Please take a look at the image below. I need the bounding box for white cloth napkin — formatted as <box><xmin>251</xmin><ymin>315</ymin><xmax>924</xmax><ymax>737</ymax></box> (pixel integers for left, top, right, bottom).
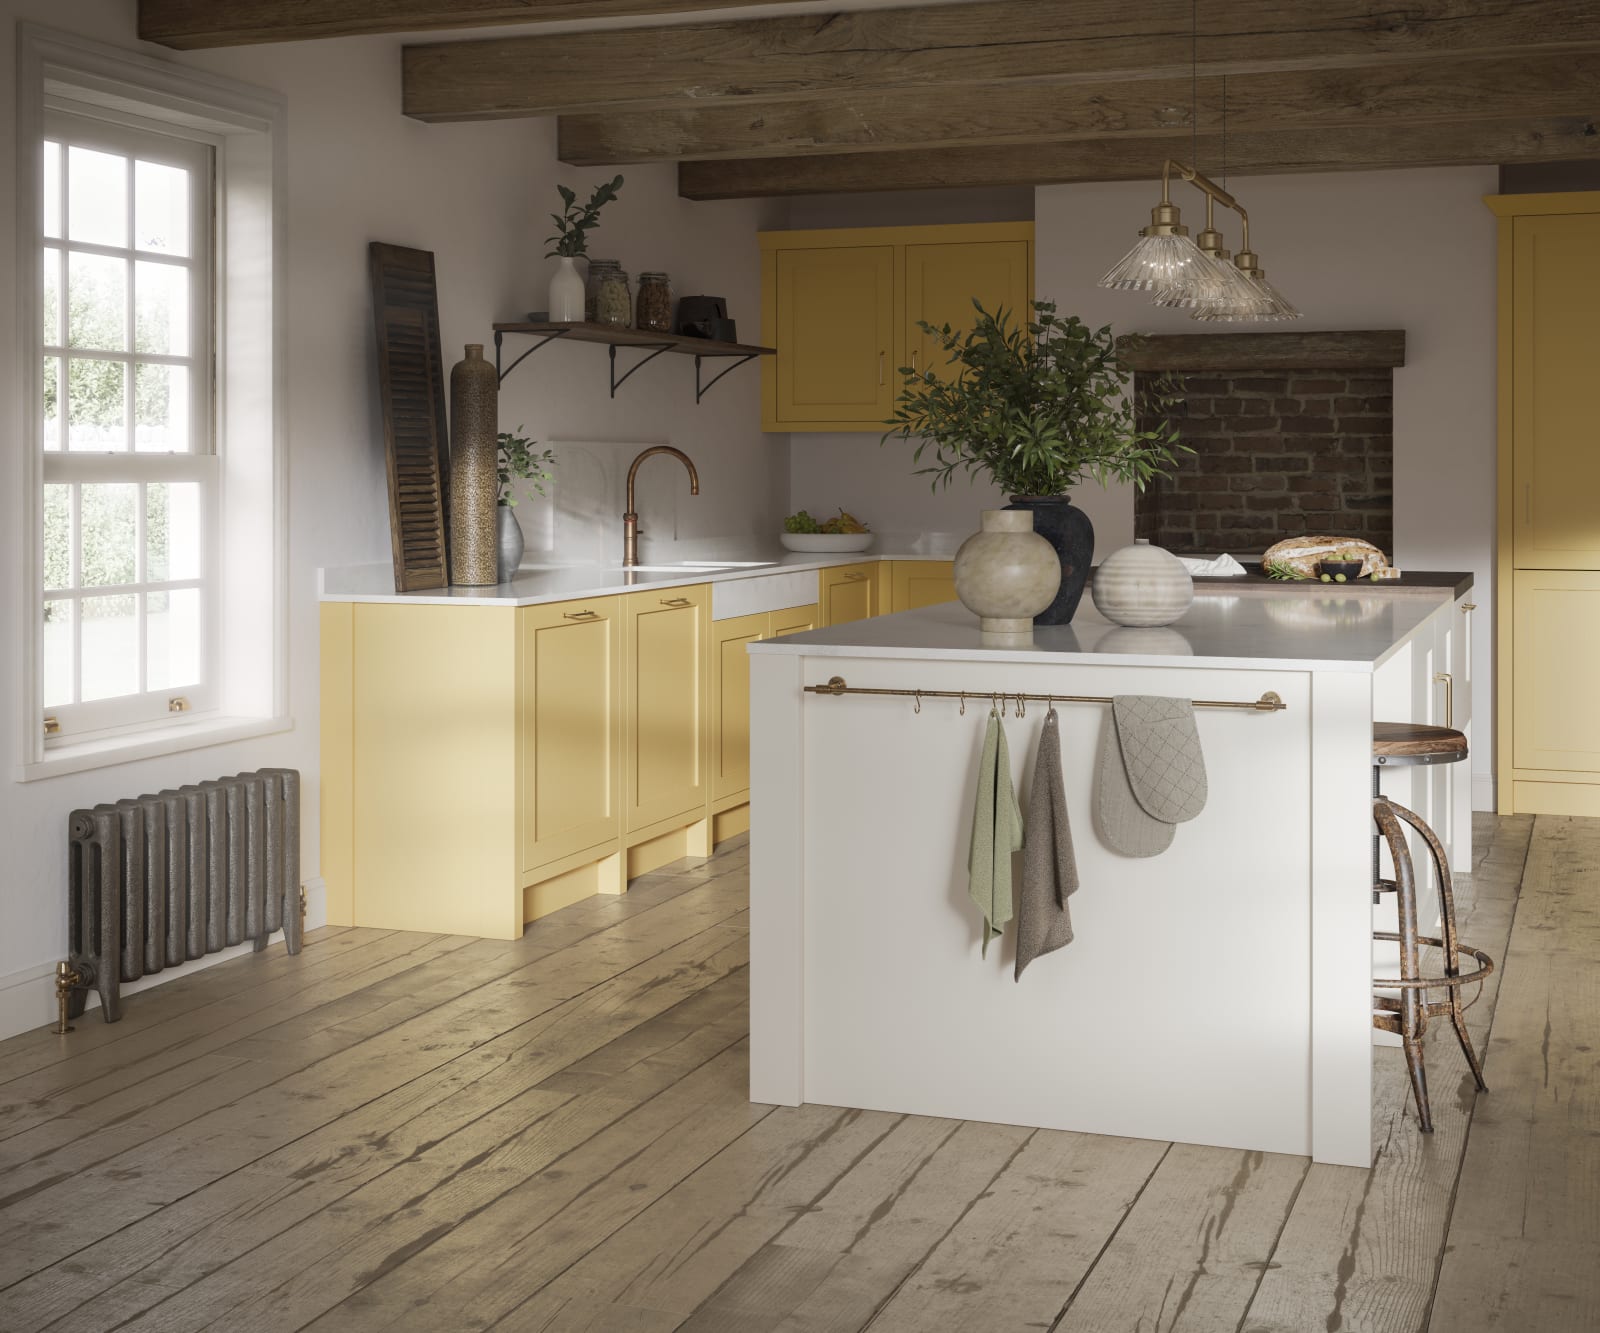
<box><xmin>1176</xmin><ymin>553</ymin><xmax>1248</xmax><ymax>577</ymax></box>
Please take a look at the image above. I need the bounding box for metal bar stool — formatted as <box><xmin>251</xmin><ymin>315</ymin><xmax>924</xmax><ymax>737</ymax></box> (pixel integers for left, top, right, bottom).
<box><xmin>1371</xmin><ymin>722</ymin><xmax>1494</xmax><ymax>1132</ymax></box>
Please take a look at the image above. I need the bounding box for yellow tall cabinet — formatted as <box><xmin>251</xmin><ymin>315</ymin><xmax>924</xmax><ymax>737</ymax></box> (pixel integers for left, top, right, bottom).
<box><xmin>761</xmin><ymin>222</ymin><xmax>1034</xmax><ymax>432</ymax></box>
<box><xmin>1489</xmin><ymin>192</ymin><xmax>1600</xmax><ymax>814</ymax></box>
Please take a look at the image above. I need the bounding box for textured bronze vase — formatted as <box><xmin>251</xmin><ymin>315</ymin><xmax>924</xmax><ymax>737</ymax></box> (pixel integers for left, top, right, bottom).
<box><xmin>449</xmin><ymin>344</ymin><xmax>499</xmax><ymax>586</ymax></box>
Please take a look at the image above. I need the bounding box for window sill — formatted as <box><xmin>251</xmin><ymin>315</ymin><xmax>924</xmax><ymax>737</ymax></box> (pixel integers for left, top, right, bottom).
<box><xmin>17</xmin><ymin>715</ymin><xmax>292</xmax><ymax>782</ymax></box>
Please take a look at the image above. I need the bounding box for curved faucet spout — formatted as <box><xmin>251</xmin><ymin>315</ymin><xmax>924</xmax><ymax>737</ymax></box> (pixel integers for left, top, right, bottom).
<box><xmin>623</xmin><ymin>446</ymin><xmax>700</xmax><ymax>567</ymax></box>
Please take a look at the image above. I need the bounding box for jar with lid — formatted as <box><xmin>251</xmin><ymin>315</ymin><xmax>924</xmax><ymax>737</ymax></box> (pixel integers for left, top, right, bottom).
<box><xmin>596</xmin><ymin>268</ymin><xmax>632</xmax><ymax>328</ymax></box>
<box><xmin>584</xmin><ymin>259</ymin><xmax>619</xmax><ymax>323</ymax></box>
<box><xmin>636</xmin><ymin>272</ymin><xmax>674</xmax><ymax>333</ymax></box>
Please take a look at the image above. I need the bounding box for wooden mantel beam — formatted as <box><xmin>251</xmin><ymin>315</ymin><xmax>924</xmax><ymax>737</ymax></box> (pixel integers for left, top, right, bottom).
<box><xmin>560</xmin><ymin>51</ymin><xmax>1600</xmax><ymax>164</ymax></box>
<box><xmin>403</xmin><ymin>0</ymin><xmax>1600</xmax><ymax>122</ymax></box>
<box><xmin>138</xmin><ymin>0</ymin><xmax>802</xmax><ymax>50</ymax></box>
<box><xmin>677</xmin><ymin>115</ymin><xmax>1600</xmax><ymax>199</ymax></box>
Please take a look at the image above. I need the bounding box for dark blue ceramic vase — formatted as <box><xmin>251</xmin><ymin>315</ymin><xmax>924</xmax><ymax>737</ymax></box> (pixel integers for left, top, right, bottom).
<box><xmin>1004</xmin><ymin>495</ymin><xmax>1094</xmax><ymax>624</ymax></box>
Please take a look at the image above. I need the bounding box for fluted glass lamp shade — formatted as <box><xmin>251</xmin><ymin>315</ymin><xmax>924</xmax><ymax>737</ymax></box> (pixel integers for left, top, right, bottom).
<box><xmin>1155</xmin><ymin>251</ymin><xmax>1259</xmax><ymax>312</ymax></box>
<box><xmin>1099</xmin><ymin>230</ymin><xmax>1217</xmax><ymax>296</ymax></box>
<box><xmin>1192</xmin><ymin>268</ymin><xmax>1300</xmax><ymax>322</ymax></box>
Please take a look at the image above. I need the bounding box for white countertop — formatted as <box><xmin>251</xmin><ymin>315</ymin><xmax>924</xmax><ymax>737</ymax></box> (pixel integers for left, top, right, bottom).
<box><xmin>749</xmin><ymin>590</ymin><xmax>1459</xmax><ymax>673</ymax></box>
<box><xmin>318</xmin><ymin>545</ymin><xmax>958</xmax><ymax>608</ymax></box>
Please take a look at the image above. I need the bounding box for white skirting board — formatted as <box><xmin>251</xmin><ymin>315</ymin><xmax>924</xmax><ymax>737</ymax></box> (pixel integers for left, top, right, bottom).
<box><xmin>0</xmin><ymin>876</ymin><xmax>325</xmax><ymax>1042</ymax></box>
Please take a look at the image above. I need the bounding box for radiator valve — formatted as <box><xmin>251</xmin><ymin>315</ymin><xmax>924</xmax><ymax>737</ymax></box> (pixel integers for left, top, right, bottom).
<box><xmin>53</xmin><ymin>960</ymin><xmax>88</xmax><ymax>1035</ymax></box>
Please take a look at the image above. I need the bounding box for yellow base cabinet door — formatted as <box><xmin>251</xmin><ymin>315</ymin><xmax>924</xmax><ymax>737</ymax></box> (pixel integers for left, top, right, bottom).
<box><xmin>711</xmin><ymin>611</ymin><xmax>768</xmax><ymax>805</ymax></box>
<box><xmin>764</xmin><ymin>244</ymin><xmax>896</xmax><ymax>431</ymax></box>
<box><xmin>518</xmin><ymin>598</ymin><xmax>623</xmax><ymax>876</ymax></box>
<box><xmin>624</xmin><ymin>585</ymin><xmax>710</xmax><ymax>833</ymax></box>
<box><xmin>769</xmin><ymin>602</ymin><xmax>819</xmax><ymax>637</ymax></box>
<box><xmin>905</xmin><ymin>235</ymin><xmax>1032</xmax><ymax>380</ymax></box>
<box><xmin>819</xmin><ymin>562</ymin><xmax>880</xmax><ymax>626</ymax></box>
<box><xmin>889</xmin><ymin>560</ymin><xmax>957</xmax><ymax>613</ymax></box>
<box><xmin>1511</xmin><ymin>569</ymin><xmax>1600</xmax><ymax>776</ymax></box>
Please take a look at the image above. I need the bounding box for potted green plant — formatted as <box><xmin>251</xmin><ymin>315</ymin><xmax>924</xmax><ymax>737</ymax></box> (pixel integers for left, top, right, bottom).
<box><xmin>882</xmin><ymin>299</ymin><xmax>1186</xmax><ymax>624</ymax></box>
<box><xmin>494</xmin><ymin>428</ymin><xmax>557</xmax><ymax>583</ymax></box>
<box><xmin>545</xmin><ymin>175</ymin><xmax>624</xmax><ymax>322</ymax></box>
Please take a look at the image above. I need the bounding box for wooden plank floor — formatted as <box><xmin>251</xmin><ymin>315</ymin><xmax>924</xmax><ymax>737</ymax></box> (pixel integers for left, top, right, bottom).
<box><xmin>0</xmin><ymin>814</ymin><xmax>1593</xmax><ymax>1332</ymax></box>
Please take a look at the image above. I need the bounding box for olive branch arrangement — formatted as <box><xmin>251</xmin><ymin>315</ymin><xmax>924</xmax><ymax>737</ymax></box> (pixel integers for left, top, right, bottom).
<box><xmin>545</xmin><ymin>176</ymin><xmax>625</xmax><ymax>259</ymax></box>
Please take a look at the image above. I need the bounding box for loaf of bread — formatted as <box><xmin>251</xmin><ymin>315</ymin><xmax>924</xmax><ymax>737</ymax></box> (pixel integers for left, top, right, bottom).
<box><xmin>1260</xmin><ymin>537</ymin><xmax>1389</xmax><ymax>579</ymax></box>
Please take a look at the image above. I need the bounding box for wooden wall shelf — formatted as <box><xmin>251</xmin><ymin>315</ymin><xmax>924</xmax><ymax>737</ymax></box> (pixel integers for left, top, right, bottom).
<box><xmin>492</xmin><ymin>321</ymin><xmax>775</xmax><ymax>401</ymax></box>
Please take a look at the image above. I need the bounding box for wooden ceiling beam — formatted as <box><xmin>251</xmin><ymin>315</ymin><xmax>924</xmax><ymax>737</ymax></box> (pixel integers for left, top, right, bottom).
<box><xmin>560</xmin><ymin>51</ymin><xmax>1600</xmax><ymax>164</ymax></box>
<box><xmin>676</xmin><ymin>115</ymin><xmax>1600</xmax><ymax>199</ymax></box>
<box><xmin>403</xmin><ymin>0</ymin><xmax>1600</xmax><ymax>122</ymax></box>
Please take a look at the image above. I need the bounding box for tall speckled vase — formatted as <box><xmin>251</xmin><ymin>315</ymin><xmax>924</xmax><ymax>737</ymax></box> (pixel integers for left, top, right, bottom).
<box><xmin>449</xmin><ymin>344</ymin><xmax>499</xmax><ymax>586</ymax></box>
<box><xmin>953</xmin><ymin>509</ymin><xmax>1062</xmax><ymax>634</ymax></box>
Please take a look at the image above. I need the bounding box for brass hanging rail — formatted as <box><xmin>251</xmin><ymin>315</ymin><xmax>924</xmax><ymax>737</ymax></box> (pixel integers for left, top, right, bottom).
<box><xmin>804</xmin><ymin>676</ymin><xmax>1285</xmax><ymax>713</ymax></box>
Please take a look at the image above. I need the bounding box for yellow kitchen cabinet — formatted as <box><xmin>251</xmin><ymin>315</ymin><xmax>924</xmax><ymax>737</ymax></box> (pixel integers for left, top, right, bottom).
<box><xmin>712</xmin><ymin>611</ymin><xmax>768</xmax><ymax>807</ymax></box>
<box><xmin>624</xmin><ymin>584</ymin><xmax>711</xmax><ymax>838</ymax></box>
<box><xmin>519</xmin><ymin>598</ymin><xmax>623</xmax><ymax>877</ymax></box>
<box><xmin>761</xmin><ymin>222</ymin><xmax>1034</xmax><ymax>433</ymax></box>
<box><xmin>905</xmin><ymin>236</ymin><xmax>1032</xmax><ymax>381</ymax></box>
<box><xmin>889</xmin><ymin>560</ymin><xmax>958</xmax><ymax>613</ymax></box>
<box><xmin>770</xmin><ymin>602</ymin><xmax>820</xmax><ymax>637</ymax></box>
<box><xmin>819</xmin><ymin>562</ymin><xmax>880</xmax><ymax>626</ymax></box>
<box><xmin>1489</xmin><ymin>193</ymin><xmax>1600</xmax><ymax>814</ymax></box>
<box><xmin>764</xmin><ymin>244</ymin><xmax>896</xmax><ymax>431</ymax></box>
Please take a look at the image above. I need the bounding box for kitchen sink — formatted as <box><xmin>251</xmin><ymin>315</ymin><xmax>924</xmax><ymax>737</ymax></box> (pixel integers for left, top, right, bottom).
<box><xmin>619</xmin><ymin>561</ymin><xmax>777</xmax><ymax>572</ymax></box>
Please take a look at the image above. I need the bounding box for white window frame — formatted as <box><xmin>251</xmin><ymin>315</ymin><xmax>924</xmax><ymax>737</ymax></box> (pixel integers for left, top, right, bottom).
<box><xmin>42</xmin><ymin>110</ymin><xmax>219</xmax><ymax>736</ymax></box>
<box><xmin>15</xmin><ymin>26</ymin><xmax>289</xmax><ymax>781</ymax></box>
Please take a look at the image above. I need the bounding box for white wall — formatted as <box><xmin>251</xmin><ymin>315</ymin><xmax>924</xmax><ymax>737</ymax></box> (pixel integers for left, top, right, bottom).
<box><xmin>789</xmin><ymin>166</ymin><xmax>1499</xmax><ymax>804</ymax></box>
<box><xmin>0</xmin><ymin>2</ymin><xmax>785</xmax><ymax>1036</ymax></box>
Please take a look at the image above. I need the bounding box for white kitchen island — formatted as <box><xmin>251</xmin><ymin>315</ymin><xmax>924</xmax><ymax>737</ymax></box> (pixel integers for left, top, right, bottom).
<box><xmin>747</xmin><ymin>580</ymin><xmax>1473</xmax><ymax>1169</ymax></box>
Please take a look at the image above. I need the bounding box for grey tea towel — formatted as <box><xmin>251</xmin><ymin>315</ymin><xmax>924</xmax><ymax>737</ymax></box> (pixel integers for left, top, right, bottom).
<box><xmin>1095</xmin><ymin>695</ymin><xmax>1207</xmax><ymax>858</ymax></box>
<box><xmin>1015</xmin><ymin>708</ymin><xmax>1079</xmax><ymax>980</ymax></box>
<box><xmin>969</xmin><ymin>711</ymin><xmax>1022</xmax><ymax>956</ymax></box>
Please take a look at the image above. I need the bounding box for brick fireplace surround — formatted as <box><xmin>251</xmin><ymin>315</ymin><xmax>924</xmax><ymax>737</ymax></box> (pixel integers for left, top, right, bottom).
<box><xmin>1123</xmin><ymin>330</ymin><xmax>1406</xmax><ymax>558</ymax></box>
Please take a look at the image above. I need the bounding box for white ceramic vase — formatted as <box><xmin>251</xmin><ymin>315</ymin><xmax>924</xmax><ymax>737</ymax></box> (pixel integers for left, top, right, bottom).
<box><xmin>548</xmin><ymin>256</ymin><xmax>585</xmax><ymax>323</ymax></box>
<box><xmin>952</xmin><ymin>510</ymin><xmax>1062</xmax><ymax>634</ymax></box>
<box><xmin>1090</xmin><ymin>540</ymin><xmax>1194</xmax><ymax>627</ymax></box>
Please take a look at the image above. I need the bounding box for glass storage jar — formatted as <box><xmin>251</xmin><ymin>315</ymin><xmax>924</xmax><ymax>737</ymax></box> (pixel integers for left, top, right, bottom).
<box><xmin>596</xmin><ymin>268</ymin><xmax>632</xmax><ymax>328</ymax></box>
<box><xmin>584</xmin><ymin>259</ymin><xmax>619</xmax><ymax>323</ymax></box>
<box><xmin>636</xmin><ymin>272</ymin><xmax>673</xmax><ymax>333</ymax></box>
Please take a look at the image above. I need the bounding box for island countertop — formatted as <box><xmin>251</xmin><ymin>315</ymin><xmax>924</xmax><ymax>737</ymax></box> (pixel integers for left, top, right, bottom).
<box><xmin>751</xmin><ymin>579</ymin><xmax>1471</xmax><ymax>674</ymax></box>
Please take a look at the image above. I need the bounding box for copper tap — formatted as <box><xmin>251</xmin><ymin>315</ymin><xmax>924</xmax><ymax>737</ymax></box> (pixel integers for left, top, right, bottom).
<box><xmin>623</xmin><ymin>446</ymin><xmax>699</xmax><ymax>567</ymax></box>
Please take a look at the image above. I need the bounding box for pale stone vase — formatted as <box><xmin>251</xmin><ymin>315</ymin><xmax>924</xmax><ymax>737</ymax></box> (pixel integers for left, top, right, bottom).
<box><xmin>952</xmin><ymin>510</ymin><xmax>1062</xmax><ymax>634</ymax></box>
<box><xmin>548</xmin><ymin>256</ymin><xmax>585</xmax><ymax>323</ymax></box>
<box><xmin>449</xmin><ymin>344</ymin><xmax>499</xmax><ymax>587</ymax></box>
<box><xmin>1090</xmin><ymin>540</ymin><xmax>1195</xmax><ymax>627</ymax></box>
<box><xmin>495</xmin><ymin>504</ymin><xmax>524</xmax><ymax>584</ymax></box>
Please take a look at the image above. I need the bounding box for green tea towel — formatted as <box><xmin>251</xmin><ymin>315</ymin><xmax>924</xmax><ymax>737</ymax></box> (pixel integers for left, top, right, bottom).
<box><xmin>1016</xmin><ymin>709</ymin><xmax>1078</xmax><ymax>980</ymax></box>
<box><xmin>969</xmin><ymin>711</ymin><xmax>1023</xmax><ymax>956</ymax></box>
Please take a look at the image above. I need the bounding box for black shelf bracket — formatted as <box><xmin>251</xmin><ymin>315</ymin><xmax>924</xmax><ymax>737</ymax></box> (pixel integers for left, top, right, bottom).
<box><xmin>695</xmin><ymin>353</ymin><xmax>759</xmax><ymax>404</ymax></box>
<box><xmin>495</xmin><ymin>327</ymin><xmax>571</xmax><ymax>384</ymax></box>
<box><xmin>608</xmin><ymin>341</ymin><xmax>675</xmax><ymax>398</ymax></box>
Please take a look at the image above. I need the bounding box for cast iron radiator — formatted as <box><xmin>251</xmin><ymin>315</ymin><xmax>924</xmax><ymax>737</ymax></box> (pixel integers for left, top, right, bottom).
<box><xmin>65</xmin><ymin>769</ymin><xmax>302</xmax><ymax>1023</ymax></box>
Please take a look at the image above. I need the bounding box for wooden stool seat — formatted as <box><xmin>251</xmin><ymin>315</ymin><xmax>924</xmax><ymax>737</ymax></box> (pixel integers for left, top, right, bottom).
<box><xmin>1373</xmin><ymin>721</ymin><xmax>1468</xmax><ymax>766</ymax></box>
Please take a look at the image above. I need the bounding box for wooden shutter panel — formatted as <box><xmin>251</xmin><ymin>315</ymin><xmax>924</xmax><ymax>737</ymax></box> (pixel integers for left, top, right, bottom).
<box><xmin>370</xmin><ymin>243</ymin><xmax>452</xmax><ymax>592</ymax></box>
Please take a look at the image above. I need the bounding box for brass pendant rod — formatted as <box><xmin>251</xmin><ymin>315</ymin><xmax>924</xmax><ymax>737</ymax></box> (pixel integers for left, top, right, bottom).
<box><xmin>804</xmin><ymin>676</ymin><xmax>1285</xmax><ymax>713</ymax></box>
<box><xmin>1165</xmin><ymin>157</ymin><xmax>1250</xmax><ymax>254</ymax></box>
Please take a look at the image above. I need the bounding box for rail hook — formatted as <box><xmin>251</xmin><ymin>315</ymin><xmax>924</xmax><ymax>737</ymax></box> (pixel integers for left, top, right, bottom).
<box><xmin>913</xmin><ymin>690</ymin><xmax>922</xmax><ymax>714</ymax></box>
<box><xmin>1015</xmin><ymin>693</ymin><xmax>1026</xmax><ymax>718</ymax></box>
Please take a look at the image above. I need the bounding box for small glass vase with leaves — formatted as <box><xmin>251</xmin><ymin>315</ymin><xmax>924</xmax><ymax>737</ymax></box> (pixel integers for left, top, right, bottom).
<box><xmin>494</xmin><ymin>429</ymin><xmax>556</xmax><ymax>583</ymax></box>
<box><xmin>882</xmin><ymin>299</ymin><xmax>1187</xmax><ymax>624</ymax></box>
<box><xmin>545</xmin><ymin>175</ymin><xmax>624</xmax><ymax>323</ymax></box>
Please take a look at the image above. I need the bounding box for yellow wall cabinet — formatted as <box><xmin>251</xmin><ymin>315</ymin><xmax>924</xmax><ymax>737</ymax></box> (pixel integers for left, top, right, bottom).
<box><xmin>761</xmin><ymin>222</ymin><xmax>1034</xmax><ymax>433</ymax></box>
<box><xmin>818</xmin><ymin>562</ymin><xmax>881</xmax><ymax>626</ymax></box>
<box><xmin>1489</xmin><ymin>192</ymin><xmax>1600</xmax><ymax>815</ymax></box>
<box><xmin>889</xmin><ymin>560</ymin><xmax>957</xmax><ymax>614</ymax></box>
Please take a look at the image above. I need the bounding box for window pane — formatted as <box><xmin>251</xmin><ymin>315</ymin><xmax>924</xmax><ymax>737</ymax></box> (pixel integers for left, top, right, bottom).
<box><xmin>67</xmin><ymin>146</ymin><xmax>127</xmax><ymax>248</ymax></box>
<box><xmin>148</xmin><ymin>588</ymin><xmax>201</xmax><ymax>690</ymax></box>
<box><xmin>67</xmin><ymin>358</ymin><xmax>126</xmax><ymax>450</ymax></box>
<box><xmin>79</xmin><ymin>594</ymin><xmax>139</xmax><ymax>701</ymax></box>
<box><xmin>43</xmin><ymin>357</ymin><xmax>61</xmax><ymax>451</ymax></box>
<box><xmin>43</xmin><ymin>246</ymin><xmax>61</xmax><ymax>344</ymax></box>
<box><xmin>68</xmin><ymin>252</ymin><xmax>127</xmax><ymax>351</ymax></box>
<box><xmin>134</xmin><ymin>364</ymin><xmax>189</xmax><ymax>453</ymax></box>
<box><xmin>147</xmin><ymin>482</ymin><xmax>201</xmax><ymax>581</ymax></box>
<box><xmin>134</xmin><ymin>261</ymin><xmax>188</xmax><ymax>355</ymax></box>
<box><xmin>43</xmin><ymin>140</ymin><xmax>62</xmax><ymax>239</ymax></box>
<box><xmin>135</xmin><ymin>159</ymin><xmax>189</xmax><ymax>257</ymax></box>
<box><xmin>44</xmin><ymin>483</ymin><xmax>72</xmax><ymax>591</ymax></box>
<box><xmin>43</xmin><ymin>600</ymin><xmax>74</xmax><ymax>708</ymax></box>
<box><xmin>79</xmin><ymin>483</ymin><xmax>138</xmax><ymax>587</ymax></box>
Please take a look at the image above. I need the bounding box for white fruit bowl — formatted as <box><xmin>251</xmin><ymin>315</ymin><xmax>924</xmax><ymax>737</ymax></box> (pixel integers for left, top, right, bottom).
<box><xmin>780</xmin><ymin>532</ymin><xmax>874</xmax><ymax>553</ymax></box>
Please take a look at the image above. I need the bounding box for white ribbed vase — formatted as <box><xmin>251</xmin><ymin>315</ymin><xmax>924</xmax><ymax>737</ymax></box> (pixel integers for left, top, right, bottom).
<box><xmin>1090</xmin><ymin>540</ymin><xmax>1194</xmax><ymax>627</ymax></box>
<box><xmin>953</xmin><ymin>510</ymin><xmax>1062</xmax><ymax>634</ymax></box>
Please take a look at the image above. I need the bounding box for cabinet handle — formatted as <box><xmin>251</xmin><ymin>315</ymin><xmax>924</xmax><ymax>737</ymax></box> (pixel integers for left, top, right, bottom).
<box><xmin>878</xmin><ymin>351</ymin><xmax>885</xmax><ymax>385</ymax></box>
<box><xmin>911</xmin><ymin>350</ymin><xmax>918</xmax><ymax>375</ymax></box>
<box><xmin>844</xmin><ymin>571</ymin><xmax>869</xmax><ymax>582</ymax></box>
<box><xmin>1525</xmin><ymin>483</ymin><xmax>1532</xmax><ymax>525</ymax></box>
<box><xmin>1461</xmin><ymin>602</ymin><xmax>1477</xmax><ymax>614</ymax></box>
<box><xmin>563</xmin><ymin>609</ymin><xmax>599</xmax><ymax>620</ymax></box>
<box><xmin>1434</xmin><ymin>670</ymin><xmax>1454</xmax><ymax>728</ymax></box>
<box><xmin>660</xmin><ymin>596</ymin><xmax>693</xmax><ymax>607</ymax></box>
